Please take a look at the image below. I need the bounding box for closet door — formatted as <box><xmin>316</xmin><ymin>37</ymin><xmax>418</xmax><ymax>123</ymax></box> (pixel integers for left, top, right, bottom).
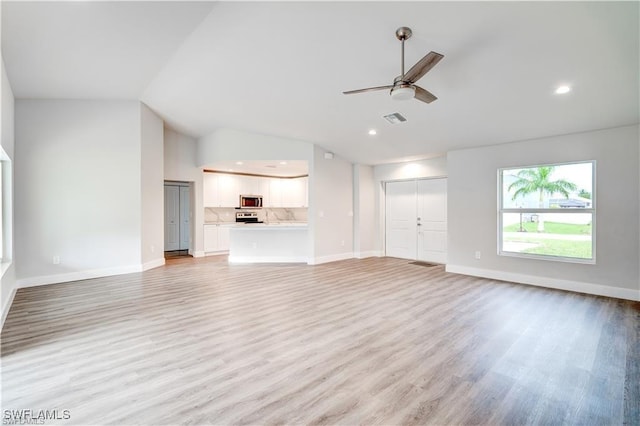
<box><xmin>179</xmin><ymin>186</ymin><xmax>190</xmax><ymax>250</ymax></box>
<box><xmin>164</xmin><ymin>185</ymin><xmax>180</xmax><ymax>251</ymax></box>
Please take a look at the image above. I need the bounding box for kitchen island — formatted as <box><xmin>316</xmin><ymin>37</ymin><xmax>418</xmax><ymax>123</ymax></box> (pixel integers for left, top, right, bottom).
<box><xmin>228</xmin><ymin>223</ymin><xmax>308</xmax><ymax>264</ymax></box>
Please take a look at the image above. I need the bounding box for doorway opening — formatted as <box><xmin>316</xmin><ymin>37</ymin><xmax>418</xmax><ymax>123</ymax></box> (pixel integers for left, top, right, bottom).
<box><xmin>164</xmin><ymin>181</ymin><xmax>192</xmax><ymax>258</ymax></box>
<box><xmin>384</xmin><ymin>178</ymin><xmax>447</xmax><ymax>263</ymax></box>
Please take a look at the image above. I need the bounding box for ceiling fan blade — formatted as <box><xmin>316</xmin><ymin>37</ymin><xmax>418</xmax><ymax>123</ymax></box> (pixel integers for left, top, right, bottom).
<box><xmin>414</xmin><ymin>86</ymin><xmax>438</xmax><ymax>103</ymax></box>
<box><xmin>343</xmin><ymin>85</ymin><xmax>394</xmax><ymax>95</ymax></box>
<box><xmin>403</xmin><ymin>51</ymin><xmax>444</xmax><ymax>84</ymax></box>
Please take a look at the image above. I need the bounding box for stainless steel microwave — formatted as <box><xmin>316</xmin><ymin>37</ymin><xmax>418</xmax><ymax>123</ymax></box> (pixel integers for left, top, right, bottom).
<box><xmin>239</xmin><ymin>195</ymin><xmax>263</xmax><ymax>208</ymax></box>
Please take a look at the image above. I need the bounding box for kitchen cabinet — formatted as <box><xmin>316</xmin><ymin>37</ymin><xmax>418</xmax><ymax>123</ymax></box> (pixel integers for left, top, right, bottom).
<box><xmin>217</xmin><ymin>174</ymin><xmax>239</xmax><ymax>207</ymax></box>
<box><xmin>203</xmin><ymin>172</ymin><xmax>308</xmax><ymax>209</ymax></box>
<box><xmin>203</xmin><ymin>224</ymin><xmax>219</xmax><ymax>252</ymax></box>
<box><xmin>282</xmin><ymin>177</ymin><xmax>308</xmax><ymax>207</ymax></box>
<box><xmin>268</xmin><ymin>178</ymin><xmax>283</xmax><ymax>207</ymax></box>
<box><xmin>203</xmin><ymin>173</ymin><xmax>219</xmax><ymax>207</ymax></box>
<box><xmin>259</xmin><ymin>178</ymin><xmax>271</xmax><ymax>207</ymax></box>
<box><xmin>238</xmin><ymin>175</ymin><xmax>260</xmax><ymax>196</ymax></box>
<box><xmin>204</xmin><ymin>224</ymin><xmax>233</xmax><ymax>253</ymax></box>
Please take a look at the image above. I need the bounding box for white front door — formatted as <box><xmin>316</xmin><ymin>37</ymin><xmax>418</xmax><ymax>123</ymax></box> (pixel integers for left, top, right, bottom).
<box><xmin>164</xmin><ymin>185</ymin><xmax>180</xmax><ymax>251</ymax></box>
<box><xmin>385</xmin><ymin>180</ymin><xmax>417</xmax><ymax>259</ymax></box>
<box><xmin>417</xmin><ymin>178</ymin><xmax>447</xmax><ymax>263</ymax></box>
<box><xmin>385</xmin><ymin>178</ymin><xmax>448</xmax><ymax>263</ymax></box>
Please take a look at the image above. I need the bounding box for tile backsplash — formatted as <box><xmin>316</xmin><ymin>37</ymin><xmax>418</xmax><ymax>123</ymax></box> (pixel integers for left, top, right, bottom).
<box><xmin>205</xmin><ymin>207</ymin><xmax>307</xmax><ymax>224</ymax></box>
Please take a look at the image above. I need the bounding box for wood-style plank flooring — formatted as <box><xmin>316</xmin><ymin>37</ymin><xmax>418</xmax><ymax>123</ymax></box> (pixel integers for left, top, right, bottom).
<box><xmin>2</xmin><ymin>256</ymin><xmax>638</xmax><ymax>425</ymax></box>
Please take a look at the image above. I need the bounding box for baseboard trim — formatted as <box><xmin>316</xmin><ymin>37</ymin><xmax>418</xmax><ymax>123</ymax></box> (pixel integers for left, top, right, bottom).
<box><xmin>16</xmin><ymin>264</ymin><xmax>145</xmax><ymax>288</ymax></box>
<box><xmin>142</xmin><ymin>258</ymin><xmax>165</xmax><ymax>271</ymax></box>
<box><xmin>192</xmin><ymin>251</ymin><xmax>206</xmax><ymax>258</ymax></box>
<box><xmin>204</xmin><ymin>250</ymin><xmax>229</xmax><ymax>257</ymax></box>
<box><xmin>309</xmin><ymin>252</ymin><xmax>354</xmax><ymax>265</ymax></box>
<box><xmin>446</xmin><ymin>264</ymin><xmax>640</xmax><ymax>301</ymax></box>
<box><xmin>354</xmin><ymin>250</ymin><xmax>382</xmax><ymax>259</ymax></box>
<box><xmin>228</xmin><ymin>256</ymin><xmax>308</xmax><ymax>264</ymax></box>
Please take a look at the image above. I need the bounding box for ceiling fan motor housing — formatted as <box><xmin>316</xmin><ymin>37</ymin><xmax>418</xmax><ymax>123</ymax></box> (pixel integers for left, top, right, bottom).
<box><xmin>395</xmin><ymin>27</ymin><xmax>413</xmax><ymax>41</ymax></box>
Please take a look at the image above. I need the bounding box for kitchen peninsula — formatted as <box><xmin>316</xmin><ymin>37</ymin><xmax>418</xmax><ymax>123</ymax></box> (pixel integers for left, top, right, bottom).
<box><xmin>228</xmin><ymin>223</ymin><xmax>308</xmax><ymax>263</ymax></box>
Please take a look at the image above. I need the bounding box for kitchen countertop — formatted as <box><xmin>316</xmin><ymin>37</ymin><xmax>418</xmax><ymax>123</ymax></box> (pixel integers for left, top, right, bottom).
<box><xmin>231</xmin><ymin>223</ymin><xmax>307</xmax><ymax>229</ymax></box>
<box><xmin>205</xmin><ymin>222</ymin><xmax>307</xmax><ymax>226</ymax></box>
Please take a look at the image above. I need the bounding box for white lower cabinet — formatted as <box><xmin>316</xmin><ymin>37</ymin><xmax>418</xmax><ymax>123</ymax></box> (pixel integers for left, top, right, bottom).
<box><xmin>204</xmin><ymin>224</ymin><xmax>233</xmax><ymax>253</ymax></box>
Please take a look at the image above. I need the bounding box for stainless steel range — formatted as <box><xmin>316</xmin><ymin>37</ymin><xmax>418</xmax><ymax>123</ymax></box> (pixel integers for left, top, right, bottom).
<box><xmin>236</xmin><ymin>211</ymin><xmax>263</xmax><ymax>224</ymax></box>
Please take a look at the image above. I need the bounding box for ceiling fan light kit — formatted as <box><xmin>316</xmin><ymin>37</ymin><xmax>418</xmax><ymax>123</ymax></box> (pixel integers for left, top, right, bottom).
<box><xmin>343</xmin><ymin>26</ymin><xmax>443</xmax><ymax>104</ymax></box>
<box><xmin>390</xmin><ymin>85</ymin><xmax>415</xmax><ymax>101</ymax></box>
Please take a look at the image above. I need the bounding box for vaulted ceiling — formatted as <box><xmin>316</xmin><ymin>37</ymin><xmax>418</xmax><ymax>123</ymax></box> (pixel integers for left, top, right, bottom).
<box><xmin>2</xmin><ymin>1</ymin><xmax>638</xmax><ymax>165</ymax></box>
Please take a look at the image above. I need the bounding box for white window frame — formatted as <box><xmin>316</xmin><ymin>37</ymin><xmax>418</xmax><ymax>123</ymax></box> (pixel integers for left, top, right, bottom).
<box><xmin>498</xmin><ymin>160</ymin><xmax>596</xmax><ymax>264</ymax></box>
<box><xmin>0</xmin><ymin>147</ymin><xmax>12</xmax><ymax>278</ymax></box>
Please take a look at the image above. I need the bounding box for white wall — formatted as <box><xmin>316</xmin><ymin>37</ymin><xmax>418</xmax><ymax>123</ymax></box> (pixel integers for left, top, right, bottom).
<box><xmin>447</xmin><ymin>125</ymin><xmax>640</xmax><ymax>301</ymax></box>
<box><xmin>164</xmin><ymin>127</ymin><xmax>204</xmax><ymax>256</ymax></box>
<box><xmin>140</xmin><ymin>103</ymin><xmax>164</xmax><ymax>268</ymax></box>
<box><xmin>1</xmin><ymin>57</ymin><xmax>16</xmax><ymax>328</ymax></box>
<box><xmin>310</xmin><ymin>145</ymin><xmax>353</xmax><ymax>263</ymax></box>
<box><xmin>374</xmin><ymin>157</ymin><xmax>447</xmax><ymax>182</ymax></box>
<box><xmin>198</xmin><ymin>127</ymin><xmax>314</xmax><ymax>165</ymax></box>
<box><xmin>15</xmin><ymin>100</ymin><xmax>143</xmax><ymax>285</ymax></box>
<box><xmin>353</xmin><ymin>164</ymin><xmax>378</xmax><ymax>258</ymax></box>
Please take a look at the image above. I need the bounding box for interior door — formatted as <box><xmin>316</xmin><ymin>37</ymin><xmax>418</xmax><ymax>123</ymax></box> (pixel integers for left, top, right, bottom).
<box><xmin>385</xmin><ymin>180</ymin><xmax>417</xmax><ymax>259</ymax></box>
<box><xmin>417</xmin><ymin>178</ymin><xmax>447</xmax><ymax>263</ymax></box>
<box><xmin>179</xmin><ymin>186</ymin><xmax>190</xmax><ymax>250</ymax></box>
<box><xmin>164</xmin><ymin>185</ymin><xmax>179</xmax><ymax>251</ymax></box>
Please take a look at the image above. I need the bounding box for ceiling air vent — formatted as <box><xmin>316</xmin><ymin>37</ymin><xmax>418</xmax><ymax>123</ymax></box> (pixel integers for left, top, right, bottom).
<box><xmin>383</xmin><ymin>112</ymin><xmax>407</xmax><ymax>124</ymax></box>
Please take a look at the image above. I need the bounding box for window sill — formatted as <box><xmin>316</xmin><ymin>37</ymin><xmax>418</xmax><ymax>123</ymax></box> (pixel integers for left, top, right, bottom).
<box><xmin>0</xmin><ymin>260</ymin><xmax>12</xmax><ymax>279</ymax></box>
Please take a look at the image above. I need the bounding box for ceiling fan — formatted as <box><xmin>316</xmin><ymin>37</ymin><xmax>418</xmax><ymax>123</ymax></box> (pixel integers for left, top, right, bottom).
<box><xmin>343</xmin><ymin>27</ymin><xmax>444</xmax><ymax>104</ymax></box>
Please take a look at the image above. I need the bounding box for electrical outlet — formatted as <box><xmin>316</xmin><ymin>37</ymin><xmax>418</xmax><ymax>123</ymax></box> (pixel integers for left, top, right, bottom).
<box><xmin>341</xmin><ymin>240</ymin><xmax>345</xmax><ymax>247</ymax></box>
<box><xmin>475</xmin><ymin>251</ymin><xmax>481</xmax><ymax>260</ymax></box>
<box><xmin>151</xmin><ymin>245</ymin><xmax>155</xmax><ymax>253</ymax></box>
<box><xmin>53</xmin><ymin>255</ymin><xmax>60</xmax><ymax>265</ymax></box>
<box><xmin>252</xmin><ymin>242</ymin><xmax>258</xmax><ymax>249</ymax></box>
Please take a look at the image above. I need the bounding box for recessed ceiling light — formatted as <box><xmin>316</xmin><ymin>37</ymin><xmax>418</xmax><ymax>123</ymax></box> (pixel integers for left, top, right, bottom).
<box><xmin>235</xmin><ymin>161</ymin><xmax>243</xmax><ymax>165</ymax></box>
<box><xmin>280</xmin><ymin>161</ymin><xmax>287</xmax><ymax>165</ymax></box>
<box><xmin>368</xmin><ymin>129</ymin><xmax>377</xmax><ymax>136</ymax></box>
<box><xmin>555</xmin><ymin>85</ymin><xmax>571</xmax><ymax>95</ymax></box>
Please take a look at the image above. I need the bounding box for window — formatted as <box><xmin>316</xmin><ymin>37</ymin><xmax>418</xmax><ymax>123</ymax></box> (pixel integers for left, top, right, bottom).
<box><xmin>498</xmin><ymin>161</ymin><xmax>595</xmax><ymax>263</ymax></box>
<box><xmin>0</xmin><ymin>159</ymin><xmax>3</xmax><ymax>260</ymax></box>
<box><xmin>0</xmin><ymin>146</ymin><xmax>12</xmax><ymax>269</ymax></box>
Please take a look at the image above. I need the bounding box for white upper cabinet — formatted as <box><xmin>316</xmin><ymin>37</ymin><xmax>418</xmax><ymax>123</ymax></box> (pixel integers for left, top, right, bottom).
<box><xmin>259</xmin><ymin>178</ymin><xmax>271</xmax><ymax>207</ymax></box>
<box><xmin>203</xmin><ymin>173</ymin><xmax>219</xmax><ymax>207</ymax></box>
<box><xmin>281</xmin><ymin>177</ymin><xmax>308</xmax><ymax>207</ymax></box>
<box><xmin>238</xmin><ymin>175</ymin><xmax>260</xmax><ymax>196</ymax></box>
<box><xmin>217</xmin><ymin>174</ymin><xmax>240</xmax><ymax>207</ymax></box>
<box><xmin>203</xmin><ymin>172</ymin><xmax>308</xmax><ymax>208</ymax></box>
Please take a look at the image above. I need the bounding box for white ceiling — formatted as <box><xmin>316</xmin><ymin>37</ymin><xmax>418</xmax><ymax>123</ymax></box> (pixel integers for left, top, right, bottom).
<box><xmin>2</xmin><ymin>1</ymin><xmax>638</xmax><ymax>166</ymax></box>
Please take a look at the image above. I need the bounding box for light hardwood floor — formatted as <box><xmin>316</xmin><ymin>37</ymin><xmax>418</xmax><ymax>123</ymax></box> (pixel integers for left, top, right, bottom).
<box><xmin>2</xmin><ymin>256</ymin><xmax>638</xmax><ymax>425</ymax></box>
